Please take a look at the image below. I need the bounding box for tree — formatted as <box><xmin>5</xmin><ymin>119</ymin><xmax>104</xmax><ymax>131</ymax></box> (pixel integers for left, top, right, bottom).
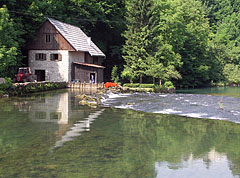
<box><xmin>111</xmin><ymin>65</ymin><xmax>119</xmax><ymax>83</ymax></box>
<box><xmin>0</xmin><ymin>6</ymin><xmax>20</xmax><ymax>78</ymax></box>
<box><xmin>223</xmin><ymin>64</ymin><xmax>240</xmax><ymax>85</ymax></box>
<box><xmin>155</xmin><ymin>0</ymin><xmax>211</xmax><ymax>87</ymax></box>
<box><xmin>1</xmin><ymin>0</ymin><xmax>127</xmax><ymax>81</ymax></box>
<box><xmin>122</xmin><ymin>0</ymin><xmax>155</xmax><ymax>84</ymax></box>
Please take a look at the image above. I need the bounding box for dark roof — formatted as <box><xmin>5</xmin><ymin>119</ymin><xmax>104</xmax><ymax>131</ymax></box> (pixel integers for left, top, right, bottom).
<box><xmin>73</xmin><ymin>62</ymin><xmax>105</xmax><ymax>69</ymax></box>
<box><xmin>47</xmin><ymin>18</ymin><xmax>105</xmax><ymax>57</ymax></box>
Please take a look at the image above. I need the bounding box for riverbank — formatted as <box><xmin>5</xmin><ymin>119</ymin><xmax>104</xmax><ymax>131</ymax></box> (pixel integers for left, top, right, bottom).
<box><xmin>0</xmin><ymin>82</ymin><xmax>67</xmax><ymax>97</ymax></box>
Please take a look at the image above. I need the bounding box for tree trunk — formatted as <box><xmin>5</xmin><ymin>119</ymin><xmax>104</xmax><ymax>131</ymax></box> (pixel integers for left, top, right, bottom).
<box><xmin>159</xmin><ymin>79</ymin><xmax>162</xmax><ymax>86</ymax></box>
<box><xmin>153</xmin><ymin>77</ymin><xmax>155</xmax><ymax>84</ymax></box>
<box><xmin>140</xmin><ymin>74</ymin><xmax>143</xmax><ymax>84</ymax></box>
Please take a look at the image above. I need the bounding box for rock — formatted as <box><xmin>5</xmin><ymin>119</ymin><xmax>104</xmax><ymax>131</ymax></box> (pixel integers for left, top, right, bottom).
<box><xmin>0</xmin><ymin>78</ymin><xmax>5</xmax><ymax>84</ymax></box>
<box><xmin>127</xmin><ymin>102</ymin><xmax>135</xmax><ymax>105</ymax></box>
<box><xmin>77</xmin><ymin>93</ymin><xmax>101</xmax><ymax>107</ymax></box>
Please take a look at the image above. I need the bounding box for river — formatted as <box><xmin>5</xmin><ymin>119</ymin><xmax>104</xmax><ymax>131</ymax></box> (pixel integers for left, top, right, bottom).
<box><xmin>0</xmin><ymin>87</ymin><xmax>240</xmax><ymax>177</ymax></box>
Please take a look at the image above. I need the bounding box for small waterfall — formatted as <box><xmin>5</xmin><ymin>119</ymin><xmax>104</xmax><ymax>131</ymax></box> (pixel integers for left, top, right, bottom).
<box><xmin>101</xmin><ymin>92</ymin><xmax>240</xmax><ymax>123</ymax></box>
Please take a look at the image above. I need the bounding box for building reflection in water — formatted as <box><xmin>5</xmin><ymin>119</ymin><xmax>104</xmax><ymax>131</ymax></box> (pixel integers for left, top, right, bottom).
<box><xmin>15</xmin><ymin>89</ymin><xmax>105</xmax><ymax>149</ymax></box>
<box><xmin>29</xmin><ymin>92</ymin><xmax>69</xmax><ymax>124</ymax></box>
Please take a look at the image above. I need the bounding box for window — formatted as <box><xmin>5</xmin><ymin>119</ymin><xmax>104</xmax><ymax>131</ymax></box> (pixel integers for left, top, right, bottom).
<box><xmin>35</xmin><ymin>112</ymin><xmax>47</xmax><ymax>120</ymax></box>
<box><xmin>50</xmin><ymin>112</ymin><xmax>62</xmax><ymax>120</ymax></box>
<box><xmin>50</xmin><ymin>53</ymin><xmax>62</xmax><ymax>61</ymax></box>
<box><xmin>35</xmin><ymin>53</ymin><xmax>46</xmax><ymax>61</ymax></box>
<box><xmin>46</xmin><ymin>34</ymin><xmax>51</xmax><ymax>43</ymax></box>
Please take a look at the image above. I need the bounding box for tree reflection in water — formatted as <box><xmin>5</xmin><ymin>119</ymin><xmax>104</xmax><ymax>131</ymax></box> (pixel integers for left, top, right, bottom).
<box><xmin>0</xmin><ymin>91</ymin><xmax>240</xmax><ymax>177</ymax></box>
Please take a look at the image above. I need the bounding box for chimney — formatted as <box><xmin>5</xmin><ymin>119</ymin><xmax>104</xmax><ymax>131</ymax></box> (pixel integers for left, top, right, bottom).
<box><xmin>87</xmin><ymin>37</ymin><xmax>91</xmax><ymax>46</ymax></box>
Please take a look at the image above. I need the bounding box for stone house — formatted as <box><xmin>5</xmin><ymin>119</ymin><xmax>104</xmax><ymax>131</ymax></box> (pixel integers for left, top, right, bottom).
<box><xmin>27</xmin><ymin>18</ymin><xmax>105</xmax><ymax>83</ymax></box>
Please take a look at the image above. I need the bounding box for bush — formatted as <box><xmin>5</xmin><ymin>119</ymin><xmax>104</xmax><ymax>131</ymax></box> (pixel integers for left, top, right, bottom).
<box><xmin>223</xmin><ymin>64</ymin><xmax>240</xmax><ymax>85</ymax></box>
<box><xmin>164</xmin><ymin>81</ymin><xmax>175</xmax><ymax>89</ymax></box>
<box><xmin>0</xmin><ymin>78</ymin><xmax>13</xmax><ymax>90</ymax></box>
<box><xmin>153</xmin><ymin>85</ymin><xmax>167</xmax><ymax>93</ymax></box>
<box><xmin>123</xmin><ymin>83</ymin><xmax>156</xmax><ymax>88</ymax></box>
<box><xmin>0</xmin><ymin>90</ymin><xmax>4</xmax><ymax>96</ymax></box>
<box><xmin>139</xmin><ymin>84</ymin><xmax>155</xmax><ymax>88</ymax></box>
<box><xmin>123</xmin><ymin>83</ymin><xmax>140</xmax><ymax>88</ymax></box>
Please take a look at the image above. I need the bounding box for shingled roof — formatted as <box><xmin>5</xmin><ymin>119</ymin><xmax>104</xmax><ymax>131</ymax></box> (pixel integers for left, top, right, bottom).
<box><xmin>47</xmin><ymin>18</ymin><xmax>105</xmax><ymax>57</ymax></box>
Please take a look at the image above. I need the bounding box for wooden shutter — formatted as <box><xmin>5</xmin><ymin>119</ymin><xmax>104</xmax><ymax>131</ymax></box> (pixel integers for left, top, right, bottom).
<box><xmin>58</xmin><ymin>54</ymin><xmax>62</xmax><ymax>61</ymax></box>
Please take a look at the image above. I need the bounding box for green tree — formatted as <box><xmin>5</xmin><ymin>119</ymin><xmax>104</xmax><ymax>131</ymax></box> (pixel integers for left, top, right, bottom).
<box><xmin>202</xmin><ymin>0</ymin><xmax>240</xmax><ymax>85</ymax></box>
<box><xmin>223</xmin><ymin>64</ymin><xmax>240</xmax><ymax>85</ymax></box>
<box><xmin>111</xmin><ymin>65</ymin><xmax>119</xmax><ymax>83</ymax></box>
<box><xmin>0</xmin><ymin>6</ymin><xmax>20</xmax><ymax>78</ymax></box>
<box><xmin>1</xmin><ymin>0</ymin><xmax>127</xmax><ymax>81</ymax></box>
<box><xmin>122</xmin><ymin>0</ymin><xmax>156</xmax><ymax>84</ymax></box>
<box><xmin>156</xmin><ymin>0</ymin><xmax>211</xmax><ymax>87</ymax></box>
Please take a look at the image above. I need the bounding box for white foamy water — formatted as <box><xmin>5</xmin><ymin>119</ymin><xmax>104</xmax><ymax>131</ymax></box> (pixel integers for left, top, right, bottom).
<box><xmin>101</xmin><ymin>92</ymin><xmax>240</xmax><ymax>123</ymax></box>
<box><xmin>180</xmin><ymin>113</ymin><xmax>208</xmax><ymax>118</ymax></box>
<box><xmin>154</xmin><ymin>109</ymin><xmax>182</xmax><ymax>114</ymax></box>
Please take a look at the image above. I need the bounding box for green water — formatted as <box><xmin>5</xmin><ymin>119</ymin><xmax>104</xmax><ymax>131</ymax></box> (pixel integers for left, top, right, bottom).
<box><xmin>177</xmin><ymin>86</ymin><xmax>240</xmax><ymax>97</ymax></box>
<box><xmin>0</xmin><ymin>89</ymin><xmax>240</xmax><ymax>177</ymax></box>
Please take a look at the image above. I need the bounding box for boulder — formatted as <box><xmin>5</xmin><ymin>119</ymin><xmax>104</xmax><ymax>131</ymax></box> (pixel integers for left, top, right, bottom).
<box><xmin>0</xmin><ymin>78</ymin><xmax>5</xmax><ymax>84</ymax></box>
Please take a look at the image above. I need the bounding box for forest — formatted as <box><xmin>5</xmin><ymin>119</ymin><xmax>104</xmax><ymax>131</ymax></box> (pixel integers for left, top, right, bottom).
<box><xmin>0</xmin><ymin>0</ymin><xmax>240</xmax><ymax>88</ymax></box>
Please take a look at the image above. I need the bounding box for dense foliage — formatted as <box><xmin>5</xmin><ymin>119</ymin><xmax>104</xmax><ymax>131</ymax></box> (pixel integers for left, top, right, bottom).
<box><xmin>1</xmin><ymin>0</ymin><xmax>240</xmax><ymax>87</ymax></box>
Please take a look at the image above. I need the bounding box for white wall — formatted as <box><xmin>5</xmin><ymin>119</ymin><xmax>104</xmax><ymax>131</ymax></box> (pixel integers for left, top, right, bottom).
<box><xmin>28</xmin><ymin>50</ymin><xmax>69</xmax><ymax>82</ymax></box>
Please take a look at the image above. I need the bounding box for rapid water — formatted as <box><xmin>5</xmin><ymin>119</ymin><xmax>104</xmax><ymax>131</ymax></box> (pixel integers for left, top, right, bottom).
<box><xmin>101</xmin><ymin>87</ymin><xmax>240</xmax><ymax>124</ymax></box>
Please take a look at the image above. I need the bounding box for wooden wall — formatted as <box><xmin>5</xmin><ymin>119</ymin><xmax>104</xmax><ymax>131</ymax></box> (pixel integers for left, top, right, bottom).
<box><xmin>73</xmin><ymin>64</ymin><xmax>104</xmax><ymax>83</ymax></box>
<box><xmin>27</xmin><ymin>20</ymin><xmax>75</xmax><ymax>51</ymax></box>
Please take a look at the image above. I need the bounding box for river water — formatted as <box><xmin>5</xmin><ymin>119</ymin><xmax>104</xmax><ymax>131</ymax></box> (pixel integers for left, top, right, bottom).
<box><xmin>102</xmin><ymin>87</ymin><xmax>240</xmax><ymax>123</ymax></box>
<box><xmin>0</xmin><ymin>88</ymin><xmax>240</xmax><ymax>177</ymax></box>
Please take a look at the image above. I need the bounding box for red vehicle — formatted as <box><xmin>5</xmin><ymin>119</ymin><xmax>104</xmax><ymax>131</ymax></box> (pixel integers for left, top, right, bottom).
<box><xmin>14</xmin><ymin>67</ymin><xmax>37</xmax><ymax>83</ymax></box>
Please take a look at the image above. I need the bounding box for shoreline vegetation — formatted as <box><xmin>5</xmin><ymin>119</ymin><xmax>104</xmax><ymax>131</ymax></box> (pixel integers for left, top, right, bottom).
<box><xmin>0</xmin><ymin>80</ymin><xmax>67</xmax><ymax>98</ymax></box>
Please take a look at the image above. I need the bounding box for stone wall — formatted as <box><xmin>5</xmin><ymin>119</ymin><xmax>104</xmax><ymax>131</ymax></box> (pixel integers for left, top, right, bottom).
<box><xmin>8</xmin><ymin>82</ymin><xmax>67</xmax><ymax>96</ymax></box>
<box><xmin>29</xmin><ymin>50</ymin><xmax>88</xmax><ymax>82</ymax></box>
<box><xmin>29</xmin><ymin>50</ymin><xmax>69</xmax><ymax>82</ymax></box>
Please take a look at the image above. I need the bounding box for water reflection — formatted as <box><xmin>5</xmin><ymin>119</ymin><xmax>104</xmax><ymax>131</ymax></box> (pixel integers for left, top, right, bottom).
<box><xmin>155</xmin><ymin>149</ymin><xmax>232</xmax><ymax>178</ymax></box>
<box><xmin>54</xmin><ymin>109</ymin><xmax>104</xmax><ymax>148</ymax></box>
<box><xmin>1</xmin><ymin>90</ymin><xmax>240</xmax><ymax>177</ymax></box>
<box><xmin>29</xmin><ymin>92</ymin><xmax>69</xmax><ymax>124</ymax></box>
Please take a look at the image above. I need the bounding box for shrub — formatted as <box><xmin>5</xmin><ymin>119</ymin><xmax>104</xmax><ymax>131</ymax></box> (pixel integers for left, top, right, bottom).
<box><xmin>139</xmin><ymin>84</ymin><xmax>155</xmax><ymax>88</ymax></box>
<box><xmin>0</xmin><ymin>78</ymin><xmax>13</xmax><ymax>90</ymax></box>
<box><xmin>164</xmin><ymin>81</ymin><xmax>175</xmax><ymax>89</ymax></box>
<box><xmin>0</xmin><ymin>90</ymin><xmax>4</xmax><ymax>96</ymax></box>
<box><xmin>123</xmin><ymin>83</ymin><xmax>140</xmax><ymax>88</ymax></box>
<box><xmin>153</xmin><ymin>86</ymin><xmax>166</xmax><ymax>93</ymax></box>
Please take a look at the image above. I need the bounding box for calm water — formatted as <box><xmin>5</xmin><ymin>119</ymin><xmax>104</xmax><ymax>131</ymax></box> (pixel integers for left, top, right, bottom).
<box><xmin>0</xmin><ymin>88</ymin><xmax>240</xmax><ymax>177</ymax></box>
<box><xmin>177</xmin><ymin>86</ymin><xmax>240</xmax><ymax>97</ymax></box>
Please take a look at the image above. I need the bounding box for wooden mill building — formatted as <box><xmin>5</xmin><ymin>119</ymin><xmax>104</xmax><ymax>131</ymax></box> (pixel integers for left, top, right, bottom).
<box><xmin>27</xmin><ymin>18</ymin><xmax>105</xmax><ymax>83</ymax></box>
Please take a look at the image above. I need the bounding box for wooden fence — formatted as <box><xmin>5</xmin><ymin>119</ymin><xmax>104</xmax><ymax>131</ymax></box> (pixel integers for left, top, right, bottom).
<box><xmin>67</xmin><ymin>82</ymin><xmax>104</xmax><ymax>89</ymax></box>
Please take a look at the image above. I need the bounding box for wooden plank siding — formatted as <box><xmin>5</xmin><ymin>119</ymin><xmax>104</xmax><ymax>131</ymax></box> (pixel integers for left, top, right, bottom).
<box><xmin>73</xmin><ymin>64</ymin><xmax>104</xmax><ymax>83</ymax></box>
<box><xmin>27</xmin><ymin>21</ymin><xmax>75</xmax><ymax>51</ymax></box>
